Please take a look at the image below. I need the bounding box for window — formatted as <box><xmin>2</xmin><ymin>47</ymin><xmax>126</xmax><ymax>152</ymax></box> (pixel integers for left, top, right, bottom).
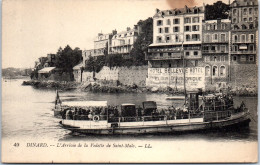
<box><xmin>158</xmin><ymin>28</ymin><xmax>163</xmax><ymax>33</ymax></box>
<box><xmin>249</xmin><ymin>8</ymin><xmax>253</xmax><ymax>14</ymax></box>
<box><xmin>243</xmin><ymin>18</ymin><xmax>247</xmax><ymax>22</ymax></box>
<box><xmin>186</xmin><ymin>35</ymin><xmax>191</xmax><ymax>41</ymax></box>
<box><xmin>192</xmin><ymin>25</ymin><xmax>199</xmax><ymax>31</ymax></box>
<box><xmin>249</xmin><ymin>17</ymin><xmax>253</xmax><ymax>22</ymax></box>
<box><xmin>194</xmin><ymin>51</ymin><xmax>198</xmax><ymax>56</ymax></box>
<box><xmin>233</xmin><ymin>45</ymin><xmax>238</xmax><ymax>51</ymax></box>
<box><xmin>207</xmin><ymin>25</ymin><xmax>211</xmax><ymax>30</ymax></box>
<box><xmin>193</xmin><ymin>17</ymin><xmax>199</xmax><ymax>23</ymax></box>
<box><xmin>165</xmin><ymin>27</ymin><xmax>169</xmax><ymax>33</ymax></box>
<box><xmin>185</xmin><ymin>26</ymin><xmax>190</xmax><ymax>31</ymax></box>
<box><xmin>249</xmin><ymin>45</ymin><xmax>254</xmax><ymax>51</ymax></box>
<box><xmin>233</xmin><ymin>9</ymin><xmax>237</xmax><ymax>15</ymax></box>
<box><xmin>234</xmin><ymin>35</ymin><xmax>238</xmax><ymax>42</ymax></box>
<box><xmin>192</xmin><ymin>34</ymin><xmax>200</xmax><ymax>41</ymax></box>
<box><xmin>214</xmin><ymin>56</ymin><xmax>218</xmax><ymax>62</ymax></box>
<box><xmin>213</xmin><ymin>34</ymin><xmax>218</xmax><ymax>40</ymax></box>
<box><xmin>241</xmin><ymin>34</ymin><xmax>246</xmax><ymax>42</ymax></box>
<box><xmin>221</xmin><ymin>24</ymin><xmax>226</xmax><ymax>30</ymax></box>
<box><xmin>249</xmin><ymin>55</ymin><xmax>254</xmax><ymax>62</ymax></box>
<box><xmin>173</xmin><ymin>18</ymin><xmax>180</xmax><ymax>24</ymax></box>
<box><xmin>212</xmin><ymin>66</ymin><xmax>218</xmax><ymax>76</ymax></box>
<box><xmin>195</xmin><ymin>60</ymin><xmax>198</xmax><ymax>66</ymax></box>
<box><xmin>221</xmin><ymin>34</ymin><xmax>226</xmax><ymax>42</ymax></box>
<box><xmin>233</xmin><ymin>18</ymin><xmax>237</xmax><ymax>23</ymax></box>
<box><xmin>211</xmin><ymin>46</ymin><xmax>216</xmax><ymax>51</ymax></box>
<box><xmin>220</xmin><ymin>46</ymin><xmax>225</xmax><ymax>52</ymax></box>
<box><xmin>243</xmin><ymin>8</ymin><xmax>247</xmax><ymax>15</ymax></box>
<box><xmin>169</xmin><ymin>63</ymin><xmax>172</xmax><ymax>67</ymax></box>
<box><xmin>220</xmin><ymin>56</ymin><xmax>226</xmax><ymax>61</ymax></box>
<box><xmin>157</xmin><ymin>36</ymin><xmax>162</xmax><ymax>43</ymax></box>
<box><xmin>220</xmin><ymin>66</ymin><xmax>226</xmax><ymax>76</ymax></box>
<box><xmin>167</xmin><ymin>19</ymin><xmax>171</xmax><ymax>25</ymax></box>
<box><xmin>233</xmin><ymin>55</ymin><xmax>237</xmax><ymax>61</ymax></box>
<box><xmin>175</xmin><ymin>35</ymin><xmax>179</xmax><ymax>42</ymax></box>
<box><xmin>173</xmin><ymin>26</ymin><xmax>179</xmax><ymax>32</ymax></box>
<box><xmin>160</xmin><ymin>62</ymin><xmax>163</xmax><ymax>67</ymax></box>
<box><xmin>255</xmin><ymin>8</ymin><xmax>258</xmax><ymax>14</ymax></box>
<box><xmin>205</xmin><ymin>66</ymin><xmax>210</xmax><ymax>77</ymax></box>
<box><xmin>241</xmin><ymin>55</ymin><xmax>246</xmax><ymax>62</ymax></box>
<box><xmin>205</xmin><ymin>34</ymin><xmax>210</xmax><ymax>42</ymax></box>
<box><xmin>184</xmin><ymin>17</ymin><xmax>191</xmax><ymax>23</ymax></box>
<box><xmin>185</xmin><ymin>51</ymin><xmax>190</xmax><ymax>56</ymax></box>
<box><xmin>213</xmin><ymin>25</ymin><xmax>217</xmax><ymax>30</ymax></box>
<box><xmin>166</xmin><ymin>36</ymin><xmax>171</xmax><ymax>42</ymax></box>
<box><xmin>168</xmin><ymin>53</ymin><xmax>171</xmax><ymax>56</ymax></box>
<box><xmin>160</xmin><ymin>53</ymin><xmax>163</xmax><ymax>57</ymax></box>
<box><xmin>204</xmin><ymin>56</ymin><xmax>210</xmax><ymax>62</ymax></box>
<box><xmin>157</xmin><ymin>20</ymin><xmax>163</xmax><ymax>26</ymax></box>
<box><xmin>249</xmin><ymin>34</ymin><xmax>254</xmax><ymax>42</ymax></box>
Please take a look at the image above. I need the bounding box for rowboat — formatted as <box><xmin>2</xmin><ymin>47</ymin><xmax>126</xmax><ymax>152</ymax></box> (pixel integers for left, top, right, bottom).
<box><xmin>57</xmin><ymin>91</ymin><xmax>251</xmax><ymax>135</ymax></box>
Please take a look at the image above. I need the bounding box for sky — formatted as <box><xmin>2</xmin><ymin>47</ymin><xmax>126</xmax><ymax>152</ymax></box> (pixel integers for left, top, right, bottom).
<box><xmin>2</xmin><ymin>0</ymin><xmax>229</xmax><ymax>68</ymax></box>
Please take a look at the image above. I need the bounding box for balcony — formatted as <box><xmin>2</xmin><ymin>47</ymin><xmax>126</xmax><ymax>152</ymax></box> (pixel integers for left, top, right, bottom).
<box><xmin>230</xmin><ymin>50</ymin><xmax>256</xmax><ymax>54</ymax></box>
<box><xmin>145</xmin><ymin>53</ymin><xmax>182</xmax><ymax>60</ymax></box>
<box><xmin>232</xmin><ymin>40</ymin><xmax>255</xmax><ymax>44</ymax></box>
<box><xmin>202</xmin><ymin>50</ymin><xmax>228</xmax><ymax>54</ymax></box>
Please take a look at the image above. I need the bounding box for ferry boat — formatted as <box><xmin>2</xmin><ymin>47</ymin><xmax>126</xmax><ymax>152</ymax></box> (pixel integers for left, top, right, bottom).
<box><xmin>56</xmin><ymin>90</ymin><xmax>251</xmax><ymax>135</ymax></box>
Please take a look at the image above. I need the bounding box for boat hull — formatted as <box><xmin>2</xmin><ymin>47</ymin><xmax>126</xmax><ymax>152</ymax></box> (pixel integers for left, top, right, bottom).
<box><xmin>59</xmin><ymin>112</ymin><xmax>251</xmax><ymax>135</ymax></box>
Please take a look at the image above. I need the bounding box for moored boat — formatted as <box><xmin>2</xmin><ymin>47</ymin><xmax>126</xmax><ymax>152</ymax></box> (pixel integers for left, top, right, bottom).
<box><xmin>57</xmin><ymin>91</ymin><xmax>251</xmax><ymax>135</ymax></box>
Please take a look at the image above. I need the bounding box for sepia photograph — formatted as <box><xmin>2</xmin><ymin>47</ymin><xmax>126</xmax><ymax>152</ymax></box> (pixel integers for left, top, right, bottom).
<box><xmin>2</xmin><ymin>0</ymin><xmax>258</xmax><ymax>163</ymax></box>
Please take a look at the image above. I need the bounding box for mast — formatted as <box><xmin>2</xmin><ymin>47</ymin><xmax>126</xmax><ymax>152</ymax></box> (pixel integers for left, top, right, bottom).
<box><xmin>182</xmin><ymin>41</ymin><xmax>186</xmax><ymax>105</ymax></box>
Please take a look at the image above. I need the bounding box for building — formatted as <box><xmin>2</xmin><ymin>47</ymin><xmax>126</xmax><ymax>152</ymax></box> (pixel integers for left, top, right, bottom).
<box><xmin>82</xmin><ymin>49</ymin><xmax>95</xmax><ymax>68</ymax></box>
<box><xmin>202</xmin><ymin>19</ymin><xmax>231</xmax><ymax>87</ymax></box>
<box><xmin>230</xmin><ymin>0</ymin><xmax>258</xmax><ymax>64</ymax></box>
<box><xmin>94</xmin><ymin>31</ymin><xmax>116</xmax><ymax>57</ymax></box>
<box><xmin>109</xmin><ymin>26</ymin><xmax>139</xmax><ymax>58</ymax></box>
<box><xmin>146</xmin><ymin>6</ymin><xmax>206</xmax><ymax>90</ymax></box>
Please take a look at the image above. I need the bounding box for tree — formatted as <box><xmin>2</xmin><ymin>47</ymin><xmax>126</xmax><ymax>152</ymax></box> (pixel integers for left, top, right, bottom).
<box><xmin>205</xmin><ymin>1</ymin><xmax>230</xmax><ymax>20</ymax></box>
<box><xmin>54</xmin><ymin>45</ymin><xmax>82</xmax><ymax>72</ymax></box>
<box><xmin>130</xmin><ymin>17</ymin><xmax>153</xmax><ymax>66</ymax></box>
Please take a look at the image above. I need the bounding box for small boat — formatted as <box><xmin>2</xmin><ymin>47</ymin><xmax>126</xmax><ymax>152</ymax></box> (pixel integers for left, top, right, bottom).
<box><xmin>57</xmin><ymin>90</ymin><xmax>251</xmax><ymax>135</ymax></box>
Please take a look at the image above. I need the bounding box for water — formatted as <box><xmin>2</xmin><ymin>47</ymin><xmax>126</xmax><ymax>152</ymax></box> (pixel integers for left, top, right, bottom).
<box><xmin>2</xmin><ymin>79</ymin><xmax>258</xmax><ymax>142</ymax></box>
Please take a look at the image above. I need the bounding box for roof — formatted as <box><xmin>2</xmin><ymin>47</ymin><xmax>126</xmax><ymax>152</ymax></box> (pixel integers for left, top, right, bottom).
<box><xmin>154</xmin><ymin>6</ymin><xmax>204</xmax><ymax>18</ymax></box>
<box><xmin>73</xmin><ymin>62</ymin><xmax>83</xmax><ymax>70</ymax></box>
<box><xmin>62</xmin><ymin>101</ymin><xmax>108</xmax><ymax>107</ymax></box>
<box><xmin>38</xmin><ymin>67</ymin><xmax>56</xmax><ymax>73</ymax></box>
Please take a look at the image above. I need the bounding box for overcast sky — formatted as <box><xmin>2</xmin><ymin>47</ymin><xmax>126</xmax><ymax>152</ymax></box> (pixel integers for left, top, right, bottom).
<box><xmin>3</xmin><ymin>0</ymin><xmax>229</xmax><ymax>68</ymax></box>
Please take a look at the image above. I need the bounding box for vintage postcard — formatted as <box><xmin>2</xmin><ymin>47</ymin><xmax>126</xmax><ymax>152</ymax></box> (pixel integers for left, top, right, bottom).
<box><xmin>2</xmin><ymin>0</ymin><xmax>258</xmax><ymax>163</ymax></box>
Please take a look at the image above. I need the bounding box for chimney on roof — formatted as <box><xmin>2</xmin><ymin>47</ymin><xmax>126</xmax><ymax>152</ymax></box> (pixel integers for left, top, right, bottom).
<box><xmin>156</xmin><ymin>8</ymin><xmax>160</xmax><ymax>14</ymax></box>
<box><xmin>112</xmin><ymin>29</ymin><xmax>117</xmax><ymax>35</ymax></box>
<box><xmin>127</xmin><ymin>27</ymin><xmax>131</xmax><ymax>31</ymax></box>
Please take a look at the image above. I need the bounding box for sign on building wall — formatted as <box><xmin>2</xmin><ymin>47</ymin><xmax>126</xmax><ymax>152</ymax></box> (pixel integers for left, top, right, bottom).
<box><xmin>146</xmin><ymin>67</ymin><xmax>205</xmax><ymax>90</ymax></box>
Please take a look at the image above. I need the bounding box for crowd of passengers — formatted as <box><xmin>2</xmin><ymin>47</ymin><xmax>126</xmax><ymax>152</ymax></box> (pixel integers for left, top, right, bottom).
<box><xmin>60</xmin><ymin>94</ymin><xmax>246</xmax><ymax>121</ymax></box>
<box><xmin>60</xmin><ymin>105</ymin><xmax>200</xmax><ymax>120</ymax></box>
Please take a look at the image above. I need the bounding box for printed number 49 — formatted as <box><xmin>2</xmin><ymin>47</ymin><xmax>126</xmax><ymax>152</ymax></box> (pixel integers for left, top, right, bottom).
<box><xmin>13</xmin><ymin>143</ymin><xmax>19</xmax><ymax>147</ymax></box>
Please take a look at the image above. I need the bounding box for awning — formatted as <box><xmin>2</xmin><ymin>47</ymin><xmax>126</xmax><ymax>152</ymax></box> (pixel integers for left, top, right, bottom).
<box><xmin>38</xmin><ymin>67</ymin><xmax>56</xmax><ymax>73</ymax></box>
<box><xmin>62</xmin><ymin>101</ymin><xmax>108</xmax><ymax>107</ymax></box>
<box><xmin>73</xmin><ymin>62</ymin><xmax>83</xmax><ymax>70</ymax></box>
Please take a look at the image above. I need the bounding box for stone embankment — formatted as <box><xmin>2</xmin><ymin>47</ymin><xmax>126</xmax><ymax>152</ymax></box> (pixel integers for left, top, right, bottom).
<box><xmin>22</xmin><ymin>80</ymin><xmax>257</xmax><ymax>96</ymax></box>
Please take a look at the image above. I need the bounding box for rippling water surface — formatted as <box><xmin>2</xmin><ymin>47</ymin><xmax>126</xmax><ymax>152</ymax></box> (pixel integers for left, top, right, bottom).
<box><xmin>2</xmin><ymin>79</ymin><xmax>258</xmax><ymax>142</ymax></box>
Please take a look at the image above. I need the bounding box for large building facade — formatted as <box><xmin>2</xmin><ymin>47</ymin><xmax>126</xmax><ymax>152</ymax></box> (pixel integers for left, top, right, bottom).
<box><xmin>230</xmin><ymin>0</ymin><xmax>258</xmax><ymax>65</ymax></box>
<box><xmin>202</xmin><ymin>19</ymin><xmax>231</xmax><ymax>87</ymax></box>
<box><xmin>109</xmin><ymin>27</ymin><xmax>139</xmax><ymax>58</ymax></box>
<box><xmin>146</xmin><ymin>6</ymin><xmax>206</xmax><ymax>90</ymax></box>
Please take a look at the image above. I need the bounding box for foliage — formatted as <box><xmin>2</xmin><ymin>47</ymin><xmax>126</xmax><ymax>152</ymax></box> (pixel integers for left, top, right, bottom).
<box><xmin>54</xmin><ymin>45</ymin><xmax>82</xmax><ymax>72</ymax></box>
<box><xmin>205</xmin><ymin>1</ymin><xmax>230</xmax><ymax>20</ymax></box>
<box><xmin>130</xmin><ymin>17</ymin><xmax>153</xmax><ymax>66</ymax></box>
<box><xmin>85</xmin><ymin>56</ymin><xmax>105</xmax><ymax>72</ymax></box>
